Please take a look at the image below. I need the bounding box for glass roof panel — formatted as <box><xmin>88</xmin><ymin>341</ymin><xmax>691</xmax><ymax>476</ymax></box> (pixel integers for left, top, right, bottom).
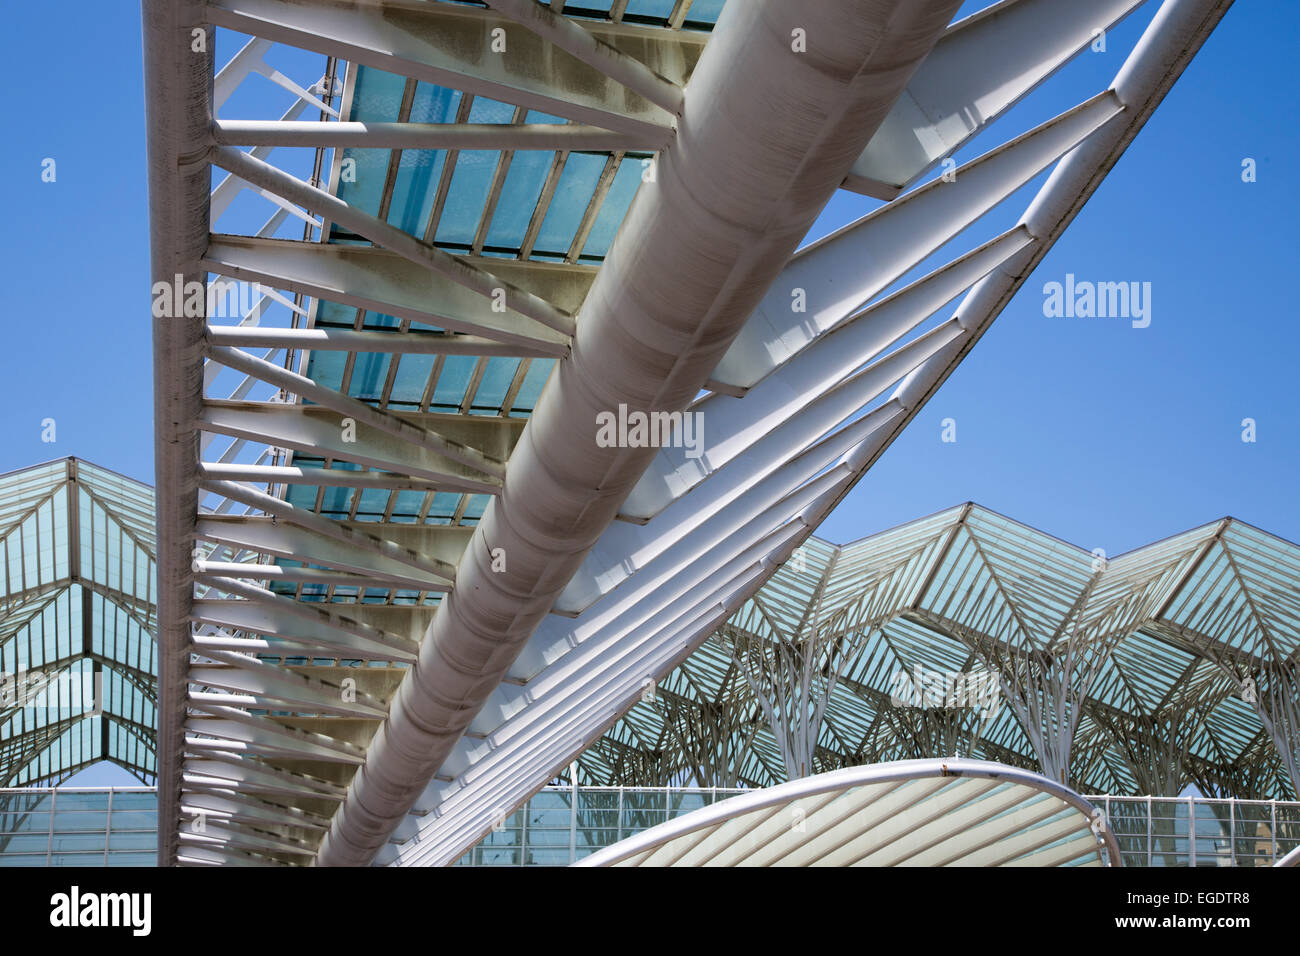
<box><xmin>0</xmin><ymin>460</ymin><xmax>156</xmax><ymax>786</ymax></box>
<box><xmin>484</xmin><ymin>151</ymin><xmax>554</xmax><ymax>251</ymax></box>
<box><xmin>434</xmin><ymin>150</ymin><xmax>499</xmax><ymax>248</ymax></box>
<box><xmin>533</xmin><ymin>152</ymin><xmax>606</xmax><ymax>258</ymax></box>
<box><xmin>469</xmin><ymin>357</ymin><xmax>522</xmax><ymax>414</ymax></box>
<box><xmin>581</xmin><ymin>156</ymin><xmax>645</xmax><ymax>260</ymax></box>
<box><xmin>511</xmin><ymin>359</ymin><xmax>556</xmax><ymax>417</ymax></box>
<box><xmin>430</xmin><ymin>355</ymin><xmax>478</xmax><ymax>412</ymax></box>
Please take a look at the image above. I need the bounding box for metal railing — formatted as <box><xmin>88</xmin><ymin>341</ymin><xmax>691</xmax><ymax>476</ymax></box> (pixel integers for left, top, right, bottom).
<box><xmin>0</xmin><ymin>787</ymin><xmax>157</xmax><ymax>867</ymax></box>
<box><xmin>453</xmin><ymin>785</ymin><xmax>749</xmax><ymax>866</ymax></box>
<box><xmin>3</xmin><ymin>785</ymin><xmax>1297</xmax><ymax>867</ymax></box>
<box><xmin>1095</xmin><ymin>794</ymin><xmax>1300</xmax><ymax>868</ymax></box>
<box><xmin>458</xmin><ymin>787</ymin><xmax>1300</xmax><ymax>867</ymax></box>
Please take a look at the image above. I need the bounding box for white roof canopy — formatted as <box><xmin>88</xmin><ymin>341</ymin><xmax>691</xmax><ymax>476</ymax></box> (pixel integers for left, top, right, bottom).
<box><xmin>575</xmin><ymin>758</ymin><xmax>1120</xmax><ymax>867</ymax></box>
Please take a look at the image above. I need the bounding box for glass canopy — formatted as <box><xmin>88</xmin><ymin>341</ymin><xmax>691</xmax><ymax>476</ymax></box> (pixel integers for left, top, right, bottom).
<box><xmin>0</xmin><ymin>459</ymin><xmax>157</xmax><ymax>787</ymax></box>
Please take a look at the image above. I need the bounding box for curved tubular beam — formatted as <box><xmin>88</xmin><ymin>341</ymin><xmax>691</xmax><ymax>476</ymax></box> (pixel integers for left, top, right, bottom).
<box><xmin>506</xmin><ymin>466</ymin><xmax>853</xmax><ymax>695</ymax></box>
<box><xmin>556</xmin><ymin>399</ymin><xmax>910</xmax><ymax>616</ymax></box>
<box><xmin>1277</xmin><ymin>844</ymin><xmax>1300</xmax><ymax>868</ymax></box>
<box><xmin>847</xmin><ymin>0</ymin><xmax>1149</xmax><ymax>197</ymax></box>
<box><xmin>378</xmin><ymin>0</ymin><xmax>1236</xmax><ymax>867</ymax></box>
<box><xmin>713</xmin><ymin>90</ymin><xmax>1124</xmax><ymax>393</ymax></box>
<box><xmin>387</xmin><ymin>479</ymin><xmax>865</xmax><ymax>863</ymax></box>
<box><xmin>620</xmin><ymin>227</ymin><xmax>1033</xmax><ymax>525</ymax></box>
<box><xmin>314</xmin><ymin>0</ymin><xmax>966</xmax><ymax>866</ymax></box>
<box><xmin>846</xmin><ymin>0</ymin><xmax>1237</xmax><ymax>547</ymax></box>
<box><xmin>573</xmin><ymin>758</ymin><xmax>1122</xmax><ymax>867</ymax></box>
<box><xmin>556</xmin><ymin>357</ymin><xmax>932</xmax><ymax>616</ymax></box>
<box><xmin>390</xmin><ymin>536</ymin><xmax>796</xmax><ymax>865</ymax></box>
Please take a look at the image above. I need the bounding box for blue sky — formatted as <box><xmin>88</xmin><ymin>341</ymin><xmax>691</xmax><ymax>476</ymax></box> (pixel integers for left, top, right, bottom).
<box><xmin>0</xmin><ymin>1</ymin><xmax>1293</xmax><ymax>545</ymax></box>
<box><xmin>0</xmin><ymin>1</ymin><xmax>1295</xmax><ymax>783</ymax></box>
<box><xmin>809</xmin><ymin>0</ymin><xmax>1300</xmax><ymax>555</ymax></box>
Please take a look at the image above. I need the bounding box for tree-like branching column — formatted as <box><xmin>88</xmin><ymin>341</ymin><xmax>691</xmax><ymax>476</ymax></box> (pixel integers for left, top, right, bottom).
<box><xmin>875</xmin><ymin>703</ymin><xmax>987</xmax><ymax>762</ymax></box>
<box><xmin>1088</xmin><ymin>698</ymin><xmax>1214</xmax><ymax>797</ymax></box>
<box><xmin>723</xmin><ymin>591</ymin><xmax>875</xmax><ymax>781</ymax></box>
<box><xmin>657</xmin><ymin>690</ymin><xmax>761</xmax><ymax>789</ymax></box>
<box><xmin>580</xmin><ymin>737</ymin><xmax>677</xmax><ymax>788</ymax></box>
<box><xmin>1192</xmin><ymin>741</ymin><xmax>1294</xmax><ymax>802</ymax></box>
<box><xmin>1154</xmin><ymin>527</ymin><xmax>1300</xmax><ymax>800</ymax></box>
<box><xmin>1226</xmin><ymin>660</ymin><xmax>1299</xmax><ymax>798</ymax></box>
<box><xmin>928</xmin><ymin>533</ymin><xmax>1202</xmax><ymax>784</ymax></box>
<box><xmin>971</xmin><ymin>638</ymin><xmax>1109</xmax><ymax>785</ymax></box>
<box><xmin>1163</xmin><ymin>624</ymin><xmax>1300</xmax><ymax>798</ymax></box>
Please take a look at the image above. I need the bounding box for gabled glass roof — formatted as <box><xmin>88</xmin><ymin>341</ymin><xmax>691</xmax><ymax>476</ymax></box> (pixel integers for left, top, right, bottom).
<box><xmin>586</xmin><ymin>504</ymin><xmax>1300</xmax><ymax>800</ymax></box>
<box><xmin>0</xmin><ymin>459</ymin><xmax>157</xmax><ymax>787</ymax></box>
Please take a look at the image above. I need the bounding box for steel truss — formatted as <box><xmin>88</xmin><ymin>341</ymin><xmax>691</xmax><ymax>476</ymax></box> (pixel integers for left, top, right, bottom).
<box><xmin>576</xmin><ymin>759</ymin><xmax>1123</xmax><ymax>868</ymax></box>
<box><xmin>143</xmin><ymin>0</ymin><xmax>1235</xmax><ymax>865</ymax></box>
<box><xmin>587</xmin><ymin>505</ymin><xmax>1299</xmax><ymax>805</ymax></box>
<box><xmin>0</xmin><ymin>459</ymin><xmax>158</xmax><ymax>787</ymax></box>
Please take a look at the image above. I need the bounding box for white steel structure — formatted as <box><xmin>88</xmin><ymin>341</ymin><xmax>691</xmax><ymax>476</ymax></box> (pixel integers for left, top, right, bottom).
<box><xmin>585</xmin><ymin>507</ymin><xmax>1300</xmax><ymax>804</ymax></box>
<box><xmin>0</xmin><ymin>460</ymin><xmax>157</xmax><ymax>788</ymax></box>
<box><xmin>575</xmin><ymin>759</ymin><xmax>1122</xmax><ymax>867</ymax></box>
<box><xmin>145</xmin><ymin>0</ymin><xmax>1235</xmax><ymax>865</ymax></box>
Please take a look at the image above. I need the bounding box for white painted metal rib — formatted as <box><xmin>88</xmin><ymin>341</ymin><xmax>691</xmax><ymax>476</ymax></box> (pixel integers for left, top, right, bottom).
<box><xmin>314</xmin><ymin>0</ymin><xmax>966</xmax><ymax>866</ymax></box>
<box><xmin>573</xmin><ymin>759</ymin><xmax>1119</xmax><ymax>866</ymax></box>
<box><xmin>146</xmin><ymin>0</ymin><xmax>1235</xmax><ymax>866</ymax></box>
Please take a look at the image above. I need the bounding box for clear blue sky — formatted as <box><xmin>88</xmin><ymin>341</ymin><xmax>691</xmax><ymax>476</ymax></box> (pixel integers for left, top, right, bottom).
<box><xmin>809</xmin><ymin>0</ymin><xmax>1300</xmax><ymax>556</ymax></box>
<box><xmin>0</xmin><ymin>1</ymin><xmax>1294</xmax><ymax>580</ymax></box>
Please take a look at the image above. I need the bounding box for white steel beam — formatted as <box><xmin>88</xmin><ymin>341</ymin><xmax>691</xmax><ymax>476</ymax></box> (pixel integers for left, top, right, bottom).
<box><xmin>392</xmin><ymin>539</ymin><xmax>803</xmax><ymax>863</ymax></box>
<box><xmin>713</xmin><ymin>90</ymin><xmax>1124</xmax><ymax>392</ymax></box>
<box><xmin>146</xmin><ymin>0</ymin><xmax>211</xmax><ymax>867</ymax></box>
<box><xmin>846</xmin><ymin>0</ymin><xmax>1237</xmax><ymax>566</ymax></box>
<box><xmin>183</xmin><ymin>755</ymin><xmax>346</xmax><ymax>801</ymax></box>
<box><xmin>197</xmin><ymin>403</ymin><xmax>501</xmax><ymax>495</ymax></box>
<box><xmin>190</xmin><ymin>653</ymin><xmax>389</xmax><ymax>719</ymax></box>
<box><xmin>482</xmin><ymin>0</ymin><xmax>684</xmax><ymax>114</ymax></box>
<box><xmin>204</xmin><ymin>324</ymin><xmax>556</xmax><ymax>359</ymax></box>
<box><xmin>198</xmin><ymin>480</ymin><xmax>460</xmax><ymax>583</ymax></box>
<box><xmin>190</xmin><ymin>594</ymin><xmax>419</xmax><ymax>664</ymax></box>
<box><xmin>204</xmin><ymin>0</ymin><xmax>677</xmax><ymax>136</ymax></box>
<box><xmin>202</xmin><ymin>349</ymin><xmax>505</xmax><ymax>480</ymax></box>
<box><xmin>186</xmin><ymin>709</ymin><xmax>367</xmax><ymax>765</ymax></box>
<box><xmin>315</xmin><ymin>0</ymin><xmax>966</xmax><ymax>866</ymax></box>
<box><xmin>212</xmin><ymin>119</ymin><xmax>670</xmax><ymax>151</ymax></box>
<box><xmin>201</xmin><ymin>236</ymin><xmax>572</xmax><ymax>353</ymax></box>
<box><xmin>384</xmin><ymin>0</ymin><xmax>1232</xmax><ymax>840</ymax></box>
<box><xmin>206</xmin><ymin>147</ymin><xmax>576</xmax><ymax>337</ymax></box>
<box><xmin>198</xmin><ymin>463</ymin><xmax>455</xmax><ymax>494</ymax></box>
<box><xmin>847</xmin><ymin>0</ymin><xmax>1149</xmax><ymax>197</ymax></box>
<box><xmin>194</xmin><ymin>517</ymin><xmax>455</xmax><ymax>591</ymax></box>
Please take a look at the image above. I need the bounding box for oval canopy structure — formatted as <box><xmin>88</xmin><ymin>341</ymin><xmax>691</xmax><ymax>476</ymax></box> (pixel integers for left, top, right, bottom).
<box><xmin>574</xmin><ymin>758</ymin><xmax>1121</xmax><ymax>867</ymax></box>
